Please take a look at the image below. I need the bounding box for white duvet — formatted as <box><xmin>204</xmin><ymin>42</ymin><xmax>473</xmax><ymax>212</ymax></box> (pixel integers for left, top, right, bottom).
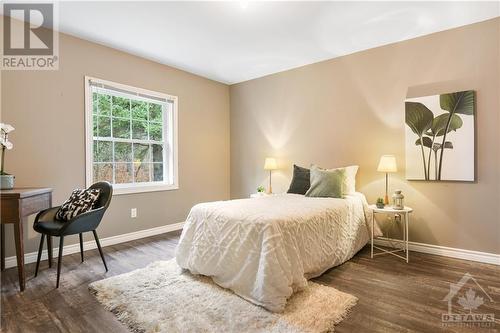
<box><xmin>175</xmin><ymin>193</ymin><xmax>379</xmax><ymax>312</ymax></box>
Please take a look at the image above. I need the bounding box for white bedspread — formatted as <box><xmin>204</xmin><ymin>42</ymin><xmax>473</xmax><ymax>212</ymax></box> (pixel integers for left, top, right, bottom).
<box><xmin>175</xmin><ymin>193</ymin><xmax>378</xmax><ymax>312</ymax></box>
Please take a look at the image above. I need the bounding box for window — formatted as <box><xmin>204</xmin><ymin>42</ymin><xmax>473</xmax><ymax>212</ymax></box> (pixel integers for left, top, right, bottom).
<box><xmin>85</xmin><ymin>77</ymin><xmax>178</xmax><ymax>195</ymax></box>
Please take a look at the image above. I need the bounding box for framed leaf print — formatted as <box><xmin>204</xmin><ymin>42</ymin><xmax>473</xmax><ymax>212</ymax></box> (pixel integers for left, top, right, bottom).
<box><xmin>405</xmin><ymin>90</ymin><xmax>475</xmax><ymax>181</ymax></box>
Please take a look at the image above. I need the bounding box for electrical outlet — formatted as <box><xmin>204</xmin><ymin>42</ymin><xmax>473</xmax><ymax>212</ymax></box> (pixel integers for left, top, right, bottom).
<box><xmin>131</xmin><ymin>208</ymin><xmax>137</xmax><ymax>218</ymax></box>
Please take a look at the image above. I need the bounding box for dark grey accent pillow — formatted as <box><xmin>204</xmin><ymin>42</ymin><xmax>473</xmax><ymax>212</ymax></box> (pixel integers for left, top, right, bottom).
<box><xmin>287</xmin><ymin>165</ymin><xmax>310</xmax><ymax>195</ymax></box>
<box><xmin>305</xmin><ymin>166</ymin><xmax>345</xmax><ymax>198</ymax></box>
<box><xmin>56</xmin><ymin>188</ymin><xmax>101</xmax><ymax>221</ymax></box>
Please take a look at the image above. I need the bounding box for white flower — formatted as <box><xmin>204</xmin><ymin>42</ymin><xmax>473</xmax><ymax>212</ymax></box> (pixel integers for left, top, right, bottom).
<box><xmin>0</xmin><ymin>137</ymin><xmax>13</xmax><ymax>149</ymax></box>
<box><xmin>0</xmin><ymin>123</ymin><xmax>14</xmax><ymax>133</ymax></box>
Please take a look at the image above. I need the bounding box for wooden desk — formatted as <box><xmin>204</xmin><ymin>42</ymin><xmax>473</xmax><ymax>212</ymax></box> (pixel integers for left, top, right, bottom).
<box><xmin>1</xmin><ymin>188</ymin><xmax>52</xmax><ymax>291</ymax></box>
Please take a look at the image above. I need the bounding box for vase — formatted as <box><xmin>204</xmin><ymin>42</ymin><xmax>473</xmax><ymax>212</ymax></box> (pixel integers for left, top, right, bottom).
<box><xmin>0</xmin><ymin>174</ymin><xmax>14</xmax><ymax>189</ymax></box>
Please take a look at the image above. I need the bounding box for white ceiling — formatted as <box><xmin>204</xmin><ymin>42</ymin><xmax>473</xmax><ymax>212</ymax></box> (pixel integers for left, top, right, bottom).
<box><xmin>54</xmin><ymin>2</ymin><xmax>500</xmax><ymax>84</ymax></box>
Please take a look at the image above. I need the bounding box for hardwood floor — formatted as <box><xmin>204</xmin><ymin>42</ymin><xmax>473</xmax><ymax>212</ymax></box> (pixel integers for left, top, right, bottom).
<box><xmin>1</xmin><ymin>231</ymin><xmax>499</xmax><ymax>333</ymax></box>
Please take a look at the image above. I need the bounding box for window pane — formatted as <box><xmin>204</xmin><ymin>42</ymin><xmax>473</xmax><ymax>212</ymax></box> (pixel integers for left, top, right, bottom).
<box><xmin>112</xmin><ymin>96</ymin><xmax>130</xmax><ymax>118</ymax></box>
<box><xmin>94</xmin><ymin>140</ymin><xmax>113</xmax><ymax>162</ymax></box>
<box><xmin>132</xmin><ymin>120</ymin><xmax>148</xmax><ymax>140</ymax></box>
<box><xmin>88</xmin><ymin>80</ymin><xmax>175</xmax><ymax>189</ymax></box>
<box><xmin>149</xmin><ymin>103</ymin><xmax>162</xmax><ymax>122</ymax></box>
<box><xmin>149</xmin><ymin>122</ymin><xmax>162</xmax><ymax>141</ymax></box>
<box><xmin>98</xmin><ymin>116</ymin><xmax>111</xmax><ymax>137</ymax></box>
<box><xmin>93</xmin><ymin>163</ymin><xmax>113</xmax><ymax>183</ymax></box>
<box><xmin>114</xmin><ymin>142</ymin><xmax>132</xmax><ymax>162</ymax></box>
<box><xmin>113</xmin><ymin>118</ymin><xmax>130</xmax><ymax>139</ymax></box>
<box><xmin>92</xmin><ymin>93</ymin><xmax>98</xmax><ymax>114</ymax></box>
<box><xmin>152</xmin><ymin>144</ymin><xmax>163</xmax><ymax>162</ymax></box>
<box><xmin>131</xmin><ymin>101</ymin><xmax>148</xmax><ymax>120</ymax></box>
<box><xmin>93</xmin><ymin>140</ymin><xmax>97</xmax><ymax>161</ymax></box>
<box><xmin>98</xmin><ymin>94</ymin><xmax>111</xmax><ymax>116</ymax></box>
<box><xmin>153</xmin><ymin>163</ymin><xmax>163</xmax><ymax>181</ymax></box>
<box><xmin>134</xmin><ymin>162</ymin><xmax>151</xmax><ymax>183</ymax></box>
<box><xmin>93</xmin><ymin>115</ymin><xmax>98</xmax><ymax>136</ymax></box>
<box><xmin>133</xmin><ymin>143</ymin><xmax>150</xmax><ymax>163</ymax></box>
<box><xmin>115</xmin><ymin>163</ymin><xmax>133</xmax><ymax>183</ymax></box>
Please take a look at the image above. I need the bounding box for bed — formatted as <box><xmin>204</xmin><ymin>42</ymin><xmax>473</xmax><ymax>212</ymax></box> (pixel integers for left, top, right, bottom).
<box><xmin>175</xmin><ymin>192</ymin><xmax>379</xmax><ymax>312</ymax></box>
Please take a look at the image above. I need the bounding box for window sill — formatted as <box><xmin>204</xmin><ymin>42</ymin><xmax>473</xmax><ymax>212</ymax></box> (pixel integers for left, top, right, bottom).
<box><xmin>112</xmin><ymin>183</ymin><xmax>179</xmax><ymax>196</ymax></box>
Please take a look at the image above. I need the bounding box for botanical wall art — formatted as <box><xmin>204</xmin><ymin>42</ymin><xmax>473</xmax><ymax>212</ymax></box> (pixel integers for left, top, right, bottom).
<box><xmin>405</xmin><ymin>90</ymin><xmax>475</xmax><ymax>181</ymax></box>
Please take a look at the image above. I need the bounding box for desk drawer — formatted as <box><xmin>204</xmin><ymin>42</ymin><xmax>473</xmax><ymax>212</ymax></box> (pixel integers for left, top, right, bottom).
<box><xmin>21</xmin><ymin>193</ymin><xmax>51</xmax><ymax>217</ymax></box>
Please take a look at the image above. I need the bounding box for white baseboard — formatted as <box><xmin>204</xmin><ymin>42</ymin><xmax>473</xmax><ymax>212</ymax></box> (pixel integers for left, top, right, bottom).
<box><xmin>374</xmin><ymin>237</ymin><xmax>499</xmax><ymax>266</ymax></box>
<box><xmin>4</xmin><ymin>222</ymin><xmax>185</xmax><ymax>269</ymax></box>
<box><xmin>7</xmin><ymin>224</ymin><xmax>497</xmax><ymax>268</ymax></box>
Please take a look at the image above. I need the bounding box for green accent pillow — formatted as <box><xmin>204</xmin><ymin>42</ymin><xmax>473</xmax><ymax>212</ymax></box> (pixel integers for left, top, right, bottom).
<box><xmin>305</xmin><ymin>166</ymin><xmax>345</xmax><ymax>198</ymax></box>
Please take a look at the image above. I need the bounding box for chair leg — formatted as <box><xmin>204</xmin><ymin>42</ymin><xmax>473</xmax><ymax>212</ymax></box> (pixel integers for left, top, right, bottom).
<box><xmin>79</xmin><ymin>233</ymin><xmax>84</xmax><ymax>263</ymax></box>
<box><xmin>92</xmin><ymin>230</ymin><xmax>108</xmax><ymax>272</ymax></box>
<box><xmin>56</xmin><ymin>236</ymin><xmax>64</xmax><ymax>288</ymax></box>
<box><xmin>47</xmin><ymin>236</ymin><xmax>53</xmax><ymax>268</ymax></box>
<box><xmin>34</xmin><ymin>234</ymin><xmax>45</xmax><ymax>277</ymax></box>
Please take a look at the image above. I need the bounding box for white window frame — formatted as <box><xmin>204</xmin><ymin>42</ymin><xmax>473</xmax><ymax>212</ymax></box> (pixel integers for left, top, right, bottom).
<box><xmin>84</xmin><ymin>76</ymin><xmax>179</xmax><ymax>195</ymax></box>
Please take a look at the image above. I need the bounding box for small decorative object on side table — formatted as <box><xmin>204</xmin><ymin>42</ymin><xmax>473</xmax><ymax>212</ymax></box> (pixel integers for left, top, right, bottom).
<box><xmin>369</xmin><ymin>204</ymin><xmax>413</xmax><ymax>263</ymax></box>
<box><xmin>376</xmin><ymin>197</ymin><xmax>385</xmax><ymax>209</ymax></box>
<box><xmin>392</xmin><ymin>190</ymin><xmax>404</xmax><ymax>210</ymax></box>
<box><xmin>251</xmin><ymin>186</ymin><xmax>268</xmax><ymax>198</ymax></box>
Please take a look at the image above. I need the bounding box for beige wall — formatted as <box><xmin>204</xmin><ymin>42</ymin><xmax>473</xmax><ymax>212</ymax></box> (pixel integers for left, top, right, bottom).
<box><xmin>230</xmin><ymin>18</ymin><xmax>500</xmax><ymax>254</ymax></box>
<box><xmin>1</xmin><ymin>31</ymin><xmax>230</xmax><ymax>256</ymax></box>
<box><xmin>1</xmin><ymin>18</ymin><xmax>498</xmax><ymax>258</ymax></box>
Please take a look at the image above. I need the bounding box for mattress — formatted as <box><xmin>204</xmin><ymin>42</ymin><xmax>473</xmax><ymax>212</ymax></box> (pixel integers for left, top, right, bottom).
<box><xmin>175</xmin><ymin>193</ymin><xmax>378</xmax><ymax>312</ymax></box>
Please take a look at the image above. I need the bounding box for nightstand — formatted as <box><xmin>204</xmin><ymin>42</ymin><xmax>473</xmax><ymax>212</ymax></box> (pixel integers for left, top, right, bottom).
<box><xmin>369</xmin><ymin>205</ymin><xmax>413</xmax><ymax>263</ymax></box>
<box><xmin>250</xmin><ymin>192</ymin><xmax>269</xmax><ymax>198</ymax></box>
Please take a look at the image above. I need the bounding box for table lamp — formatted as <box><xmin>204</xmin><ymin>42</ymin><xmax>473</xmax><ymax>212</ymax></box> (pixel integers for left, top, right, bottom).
<box><xmin>263</xmin><ymin>157</ymin><xmax>278</xmax><ymax>194</ymax></box>
<box><xmin>377</xmin><ymin>155</ymin><xmax>397</xmax><ymax>205</ymax></box>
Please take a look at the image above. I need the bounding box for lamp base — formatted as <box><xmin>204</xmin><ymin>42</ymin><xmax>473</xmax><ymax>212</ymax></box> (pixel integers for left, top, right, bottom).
<box><xmin>384</xmin><ymin>194</ymin><xmax>389</xmax><ymax>205</ymax></box>
<box><xmin>267</xmin><ymin>170</ymin><xmax>273</xmax><ymax>194</ymax></box>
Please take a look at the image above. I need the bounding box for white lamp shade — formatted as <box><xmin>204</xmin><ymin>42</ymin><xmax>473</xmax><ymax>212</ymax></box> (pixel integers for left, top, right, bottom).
<box><xmin>377</xmin><ymin>155</ymin><xmax>397</xmax><ymax>173</ymax></box>
<box><xmin>263</xmin><ymin>157</ymin><xmax>278</xmax><ymax>170</ymax></box>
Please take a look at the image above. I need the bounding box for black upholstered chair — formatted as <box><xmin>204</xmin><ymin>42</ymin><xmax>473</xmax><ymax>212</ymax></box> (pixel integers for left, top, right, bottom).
<box><xmin>33</xmin><ymin>182</ymin><xmax>113</xmax><ymax>287</ymax></box>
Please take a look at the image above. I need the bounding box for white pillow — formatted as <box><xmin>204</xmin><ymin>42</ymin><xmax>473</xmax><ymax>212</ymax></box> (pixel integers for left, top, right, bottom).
<box><xmin>342</xmin><ymin>165</ymin><xmax>359</xmax><ymax>195</ymax></box>
<box><xmin>314</xmin><ymin>165</ymin><xmax>358</xmax><ymax>196</ymax></box>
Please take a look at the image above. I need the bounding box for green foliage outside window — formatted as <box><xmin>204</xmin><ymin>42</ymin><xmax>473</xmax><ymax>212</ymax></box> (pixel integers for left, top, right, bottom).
<box><xmin>92</xmin><ymin>91</ymin><xmax>166</xmax><ymax>184</ymax></box>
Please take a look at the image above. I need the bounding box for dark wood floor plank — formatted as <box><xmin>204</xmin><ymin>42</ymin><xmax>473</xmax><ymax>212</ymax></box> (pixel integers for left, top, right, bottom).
<box><xmin>2</xmin><ymin>230</ymin><xmax>498</xmax><ymax>332</ymax></box>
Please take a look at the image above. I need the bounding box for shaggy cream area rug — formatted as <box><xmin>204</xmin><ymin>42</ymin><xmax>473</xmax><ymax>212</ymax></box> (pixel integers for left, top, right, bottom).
<box><xmin>89</xmin><ymin>260</ymin><xmax>356</xmax><ymax>333</ymax></box>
